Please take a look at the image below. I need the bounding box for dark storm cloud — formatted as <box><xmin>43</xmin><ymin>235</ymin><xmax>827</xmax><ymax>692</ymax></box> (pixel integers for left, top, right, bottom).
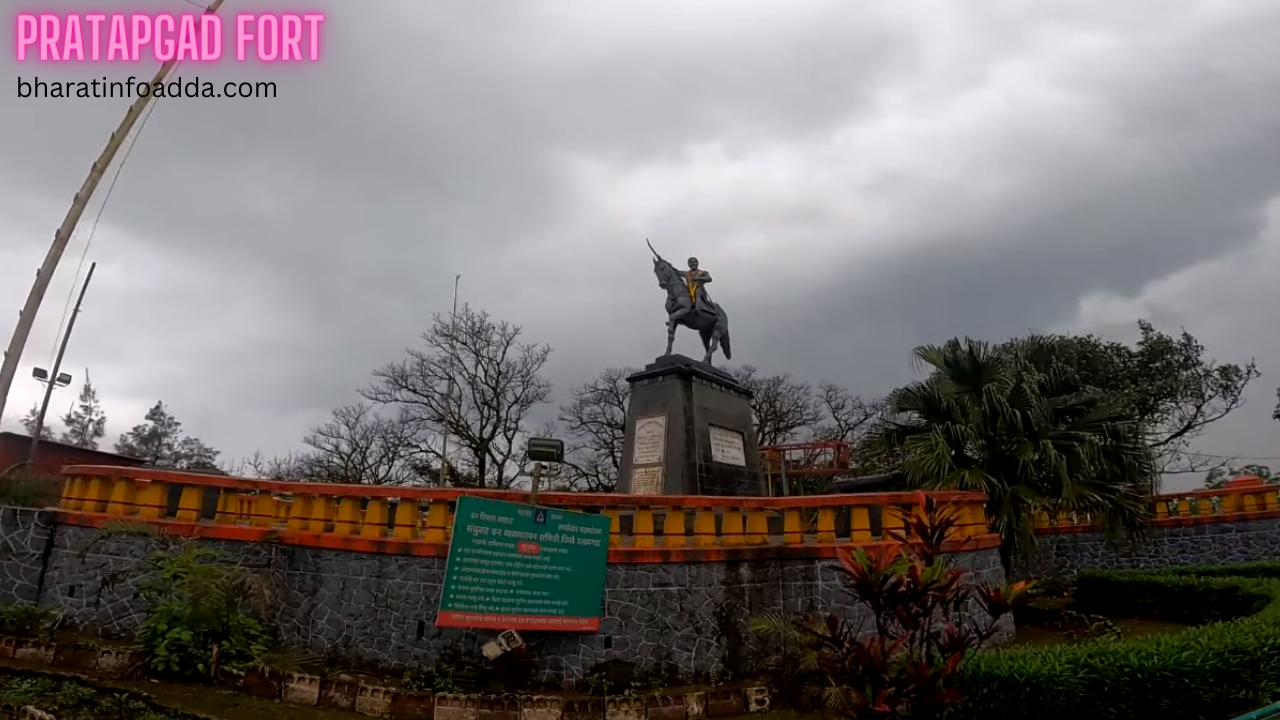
<box><xmin>3</xmin><ymin>0</ymin><xmax>1279</xmax><ymax>480</ymax></box>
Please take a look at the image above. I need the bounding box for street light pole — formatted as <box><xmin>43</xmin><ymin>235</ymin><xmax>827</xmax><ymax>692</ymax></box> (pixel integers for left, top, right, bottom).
<box><xmin>30</xmin><ymin>262</ymin><xmax>96</xmax><ymax>464</ymax></box>
<box><xmin>0</xmin><ymin>0</ymin><xmax>227</xmax><ymax>426</ymax></box>
<box><xmin>440</xmin><ymin>273</ymin><xmax>461</xmax><ymax>485</ymax></box>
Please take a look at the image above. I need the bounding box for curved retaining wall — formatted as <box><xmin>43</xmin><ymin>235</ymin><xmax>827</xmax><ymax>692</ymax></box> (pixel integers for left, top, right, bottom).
<box><xmin>1</xmin><ymin>466</ymin><xmax>1002</xmax><ymax>684</ymax></box>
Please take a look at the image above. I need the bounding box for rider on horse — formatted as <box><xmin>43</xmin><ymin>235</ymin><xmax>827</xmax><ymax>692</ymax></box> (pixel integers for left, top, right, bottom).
<box><xmin>682</xmin><ymin>257</ymin><xmax>719</xmax><ymax>315</ymax></box>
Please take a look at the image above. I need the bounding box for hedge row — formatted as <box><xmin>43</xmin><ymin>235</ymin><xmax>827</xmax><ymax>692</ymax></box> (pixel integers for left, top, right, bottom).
<box><xmin>955</xmin><ymin>562</ymin><xmax>1280</xmax><ymax>720</ymax></box>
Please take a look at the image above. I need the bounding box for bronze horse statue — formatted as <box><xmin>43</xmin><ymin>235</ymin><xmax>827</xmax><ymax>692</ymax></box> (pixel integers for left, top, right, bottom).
<box><xmin>648</xmin><ymin>240</ymin><xmax>732</xmax><ymax>365</ymax></box>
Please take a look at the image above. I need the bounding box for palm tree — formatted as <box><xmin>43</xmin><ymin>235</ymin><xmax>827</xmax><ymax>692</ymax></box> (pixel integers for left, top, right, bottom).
<box><xmin>871</xmin><ymin>336</ymin><xmax>1156</xmax><ymax>572</ymax></box>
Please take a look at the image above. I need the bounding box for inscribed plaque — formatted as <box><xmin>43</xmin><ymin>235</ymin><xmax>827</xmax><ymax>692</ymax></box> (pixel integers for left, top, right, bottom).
<box><xmin>631</xmin><ymin>465</ymin><xmax>664</xmax><ymax>495</ymax></box>
<box><xmin>632</xmin><ymin>415</ymin><xmax>667</xmax><ymax>465</ymax></box>
<box><xmin>708</xmin><ymin>426</ymin><xmax>747</xmax><ymax>466</ymax></box>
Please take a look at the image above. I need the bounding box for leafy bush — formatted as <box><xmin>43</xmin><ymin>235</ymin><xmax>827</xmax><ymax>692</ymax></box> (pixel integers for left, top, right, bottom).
<box><xmin>0</xmin><ymin>467</ymin><xmax>63</xmax><ymax>508</ymax></box>
<box><xmin>955</xmin><ymin>563</ymin><xmax>1280</xmax><ymax>720</ymax></box>
<box><xmin>85</xmin><ymin>525</ymin><xmax>277</xmax><ymax>679</ymax></box>
<box><xmin>752</xmin><ymin>503</ymin><xmax>1033</xmax><ymax>720</ymax></box>
<box><xmin>0</xmin><ymin>601</ymin><xmax>59</xmax><ymax>639</ymax></box>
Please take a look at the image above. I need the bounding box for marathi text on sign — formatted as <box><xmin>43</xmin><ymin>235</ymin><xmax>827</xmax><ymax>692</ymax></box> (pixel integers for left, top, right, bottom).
<box><xmin>708</xmin><ymin>426</ymin><xmax>747</xmax><ymax>466</ymax></box>
<box><xmin>437</xmin><ymin>496</ymin><xmax>612</xmax><ymax>631</ymax></box>
<box><xmin>631</xmin><ymin>465</ymin><xmax>664</xmax><ymax>495</ymax></box>
<box><xmin>632</xmin><ymin>415</ymin><xmax>667</xmax><ymax>465</ymax></box>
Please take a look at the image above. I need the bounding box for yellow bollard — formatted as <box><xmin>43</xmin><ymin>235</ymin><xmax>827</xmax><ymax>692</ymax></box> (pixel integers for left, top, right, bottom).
<box><xmin>392</xmin><ymin>500</ymin><xmax>420</xmax><ymax>541</ymax></box>
<box><xmin>362</xmin><ymin>499</ymin><xmax>389</xmax><ymax>539</ymax></box>
<box><xmin>850</xmin><ymin>506</ymin><xmax>873</xmax><ymax>542</ymax></box>
<box><xmin>287</xmin><ymin>496</ymin><xmax>313</xmax><ymax>532</ymax></box>
<box><xmin>249</xmin><ymin>495</ymin><xmax>277</xmax><ymax>527</ymax></box>
<box><xmin>307</xmin><ymin>497</ymin><xmax>333</xmax><ymax>533</ymax></box>
<box><xmin>782</xmin><ymin>509</ymin><xmax>803</xmax><ymax>545</ymax></box>
<box><xmin>745</xmin><ymin>511</ymin><xmax>770</xmax><ymax>545</ymax></box>
<box><xmin>82</xmin><ymin>476</ymin><xmax>112</xmax><ymax>514</ymax></box>
<box><xmin>105</xmin><ymin>479</ymin><xmax>138</xmax><ymax>517</ymax></box>
<box><xmin>136</xmin><ymin>482</ymin><xmax>167</xmax><ymax>519</ymax></box>
<box><xmin>214</xmin><ymin>491</ymin><xmax>240</xmax><ymax>524</ymax></box>
<box><xmin>881</xmin><ymin>506</ymin><xmax>905</xmax><ymax>540</ymax></box>
<box><xmin>602</xmin><ymin>509</ymin><xmax>622</xmax><ymax>547</ymax></box>
<box><xmin>423</xmin><ymin>502</ymin><xmax>449</xmax><ymax>544</ymax></box>
<box><xmin>59</xmin><ymin>476</ymin><xmax>85</xmax><ymax>511</ymax></box>
<box><xmin>815</xmin><ymin>508</ymin><xmax>836</xmax><ymax>543</ymax></box>
<box><xmin>692</xmin><ymin>510</ymin><xmax>717</xmax><ymax>547</ymax></box>
<box><xmin>663</xmin><ymin>509</ymin><xmax>687</xmax><ymax>548</ymax></box>
<box><xmin>174</xmin><ymin>486</ymin><xmax>203</xmax><ymax>522</ymax></box>
<box><xmin>633</xmin><ymin>510</ymin><xmax>655</xmax><ymax>548</ymax></box>
<box><xmin>721</xmin><ymin>510</ymin><xmax>744</xmax><ymax>546</ymax></box>
<box><xmin>333</xmin><ymin>497</ymin><xmax>363</xmax><ymax>535</ymax></box>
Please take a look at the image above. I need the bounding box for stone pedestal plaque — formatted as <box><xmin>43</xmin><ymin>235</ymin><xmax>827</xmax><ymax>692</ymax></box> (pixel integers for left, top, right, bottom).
<box><xmin>632</xmin><ymin>415</ymin><xmax>667</xmax><ymax>465</ymax></box>
<box><xmin>616</xmin><ymin>354</ymin><xmax>763</xmax><ymax>496</ymax></box>
<box><xmin>631</xmin><ymin>466</ymin><xmax>664</xmax><ymax>495</ymax></box>
<box><xmin>708</xmin><ymin>426</ymin><xmax>746</xmax><ymax>467</ymax></box>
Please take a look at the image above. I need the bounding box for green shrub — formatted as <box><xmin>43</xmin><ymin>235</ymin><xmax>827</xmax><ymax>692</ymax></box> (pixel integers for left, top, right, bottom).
<box><xmin>0</xmin><ymin>602</ymin><xmax>59</xmax><ymax>638</ymax></box>
<box><xmin>955</xmin><ymin>563</ymin><xmax>1280</xmax><ymax>720</ymax></box>
<box><xmin>0</xmin><ymin>468</ymin><xmax>63</xmax><ymax>508</ymax></box>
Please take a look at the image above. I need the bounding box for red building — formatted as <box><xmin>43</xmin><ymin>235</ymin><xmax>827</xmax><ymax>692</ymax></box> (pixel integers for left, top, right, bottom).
<box><xmin>0</xmin><ymin>431</ymin><xmax>145</xmax><ymax>477</ymax></box>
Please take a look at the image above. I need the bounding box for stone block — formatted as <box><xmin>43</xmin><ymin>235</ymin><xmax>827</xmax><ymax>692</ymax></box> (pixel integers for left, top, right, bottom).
<box><xmin>683</xmin><ymin>692</ymin><xmax>705</xmax><ymax>720</ymax></box>
<box><xmin>647</xmin><ymin>695</ymin><xmax>686</xmax><ymax>720</ymax></box>
<box><xmin>744</xmin><ymin>687</ymin><xmax>769</xmax><ymax>713</ymax></box>
<box><xmin>478</xmin><ymin>695</ymin><xmax>521</xmax><ymax>720</ymax></box>
<box><xmin>12</xmin><ymin>640</ymin><xmax>56</xmax><ymax>665</ymax></box>
<box><xmin>356</xmin><ymin>684</ymin><xmax>395</xmax><ymax>717</ymax></box>
<box><xmin>704</xmin><ymin>690</ymin><xmax>743</xmax><ymax>718</ymax></box>
<box><xmin>562</xmin><ymin>699</ymin><xmax>604</xmax><ymax>720</ymax></box>
<box><xmin>95</xmin><ymin>648</ymin><xmax>140</xmax><ymax>676</ymax></box>
<box><xmin>54</xmin><ymin>644</ymin><xmax>99</xmax><ymax>672</ymax></box>
<box><xmin>520</xmin><ymin>695</ymin><xmax>563</xmax><ymax>720</ymax></box>
<box><xmin>320</xmin><ymin>679</ymin><xmax>361</xmax><ymax>711</ymax></box>
<box><xmin>390</xmin><ymin>691</ymin><xmax>436</xmax><ymax>720</ymax></box>
<box><xmin>435</xmin><ymin>694</ymin><xmax>480</xmax><ymax>720</ymax></box>
<box><xmin>244</xmin><ymin>667</ymin><xmax>282</xmax><ymax>699</ymax></box>
<box><xmin>0</xmin><ymin>636</ymin><xmax>17</xmax><ymax>660</ymax></box>
<box><xmin>282</xmin><ymin>673</ymin><xmax>322</xmax><ymax>706</ymax></box>
<box><xmin>604</xmin><ymin>697</ymin><xmax>645</xmax><ymax>720</ymax></box>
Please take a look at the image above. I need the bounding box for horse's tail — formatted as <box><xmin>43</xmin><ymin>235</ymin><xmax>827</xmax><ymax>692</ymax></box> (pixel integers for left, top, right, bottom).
<box><xmin>720</xmin><ymin>329</ymin><xmax>732</xmax><ymax>360</ymax></box>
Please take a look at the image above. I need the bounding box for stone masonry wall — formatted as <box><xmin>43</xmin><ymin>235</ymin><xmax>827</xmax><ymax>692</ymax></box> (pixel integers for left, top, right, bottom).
<box><xmin>0</xmin><ymin>508</ymin><xmax>54</xmax><ymax>605</ymax></box>
<box><xmin>1018</xmin><ymin>516</ymin><xmax>1280</xmax><ymax>577</ymax></box>
<box><xmin>1</xmin><ymin>513</ymin><xmax>1008</xmax><ymax>684</ymax></box>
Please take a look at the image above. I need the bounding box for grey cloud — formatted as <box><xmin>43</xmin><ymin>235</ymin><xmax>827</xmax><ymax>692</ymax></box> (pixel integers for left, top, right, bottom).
<box><xmin>2</xmin><ymin>0</ymin><xmax>1279</xmax><ymax>479</ymax></box>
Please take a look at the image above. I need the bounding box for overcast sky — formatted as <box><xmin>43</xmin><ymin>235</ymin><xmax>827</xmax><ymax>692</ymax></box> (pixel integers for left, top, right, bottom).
<box><xmin>3</xmin><ymin>0</ymin><xmax>1279</xmax><ymax>490</ymax></box>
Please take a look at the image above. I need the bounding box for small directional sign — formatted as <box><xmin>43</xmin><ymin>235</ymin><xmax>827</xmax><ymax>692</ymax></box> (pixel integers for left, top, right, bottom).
<box><xmin>527</xmin><ymin>437</ymin><xmax>565</xmax><ymax>464</ymax></box>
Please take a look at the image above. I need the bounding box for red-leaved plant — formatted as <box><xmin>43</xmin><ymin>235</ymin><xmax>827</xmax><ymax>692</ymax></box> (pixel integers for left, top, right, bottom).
<box><xmin>751</xmin><ymin>502</ymin><xmax>1034</xmax><ymax>720</ymax></box>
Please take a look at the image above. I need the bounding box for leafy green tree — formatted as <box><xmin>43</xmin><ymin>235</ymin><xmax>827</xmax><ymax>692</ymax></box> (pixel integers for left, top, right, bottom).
<box><xmin>19</xmin><ymin>403</ymin><xmax>54</xmax><ymax>440</ymax></box>
<box><xmin>115</xmin><ymin>401</ymin><xmax>220</xmax><ymax>470</ymax></box>
<box><xmin>873</xmin><ymin>336</ymin><xmax>1156</xmax><ymax>571</ymax></box>
<box><xmin>58</xmin><ymin>371</ymin><xmax>107</xmax><ymax>450</ymax></box>
<box><xmin>1003</xmin><ymin>321</ymin><xmax>1259</xmax><ymax>474</ymax></box>
<box><xmin>1204</xmin><ymin>464</ymin><xmax>1277</xmax><ymax>489</ymax></box>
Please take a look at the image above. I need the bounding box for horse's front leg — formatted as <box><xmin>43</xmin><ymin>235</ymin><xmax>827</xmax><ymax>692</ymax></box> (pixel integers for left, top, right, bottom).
<box><xmin>665</xmin><ymin>316</ymin><xmax>677</xmax><ymax>356</ymax></box>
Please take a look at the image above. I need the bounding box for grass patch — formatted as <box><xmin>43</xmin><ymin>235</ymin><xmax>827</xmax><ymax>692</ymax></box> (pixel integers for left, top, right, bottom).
<box><xmin>0</xmin><ymin>668</ymin><xmax>185</xmax><ymax>720</ymax></box>
<box><xmin>955</xmin><ymin>562</ymin><xmax>1280</xmax><ymax>720</ymax></box>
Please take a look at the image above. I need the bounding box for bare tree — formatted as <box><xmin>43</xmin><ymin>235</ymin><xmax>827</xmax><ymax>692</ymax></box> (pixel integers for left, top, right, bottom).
<box><xmin>730</xmin><ymin>365</ymin><xmax>823</xmax><ymax>447</ymax></box>
<box><xmin>812</xmin><ymin>382</ymin><xmax>886</xmax><ymax>444</ymax></box>
<box><xmin>299</xmin><ymin>403</ymin><xmax>424</xmax><ymax>485</ymax></box>
<box><xmin>557</xmin><ymin>367</ymin><xmax>636</xmax><ymax>492</ymax></box>
<box><xmin>361</xmin><ymin>305</ymin><xmax>553</xmax><ymax>489</ymax></box>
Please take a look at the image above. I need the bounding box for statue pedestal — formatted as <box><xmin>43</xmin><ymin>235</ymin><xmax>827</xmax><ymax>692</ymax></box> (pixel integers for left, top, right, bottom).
<box><xmin>617</xmin><ymin>355</ymin><xmax>763</xmax><ymax>496</ymax></box>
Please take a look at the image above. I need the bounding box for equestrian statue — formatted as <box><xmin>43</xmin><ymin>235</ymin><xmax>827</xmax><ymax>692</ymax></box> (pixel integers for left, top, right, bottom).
<box><xmin>647</xmin><ymin>239</ymin><xmax>732</xmax><ymax>366</ymax></box>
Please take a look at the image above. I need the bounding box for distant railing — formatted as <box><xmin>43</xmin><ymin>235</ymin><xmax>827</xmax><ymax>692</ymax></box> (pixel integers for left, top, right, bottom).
<box><xmin>54</xmin><ymin>465</ymin><xmax>995</xmax><ymax>562</ymax></box>
<box><xmin>1034</xmin><ymin>478</ymin><xmax>1279</xmax><ymax>533</ymax></box>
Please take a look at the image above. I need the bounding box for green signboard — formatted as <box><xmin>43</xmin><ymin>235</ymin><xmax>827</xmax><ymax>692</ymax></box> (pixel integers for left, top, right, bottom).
<box><xmin>436</xmin><ymin>495</ymin><xmax>612</xmax><ymax>631</ymax></box>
